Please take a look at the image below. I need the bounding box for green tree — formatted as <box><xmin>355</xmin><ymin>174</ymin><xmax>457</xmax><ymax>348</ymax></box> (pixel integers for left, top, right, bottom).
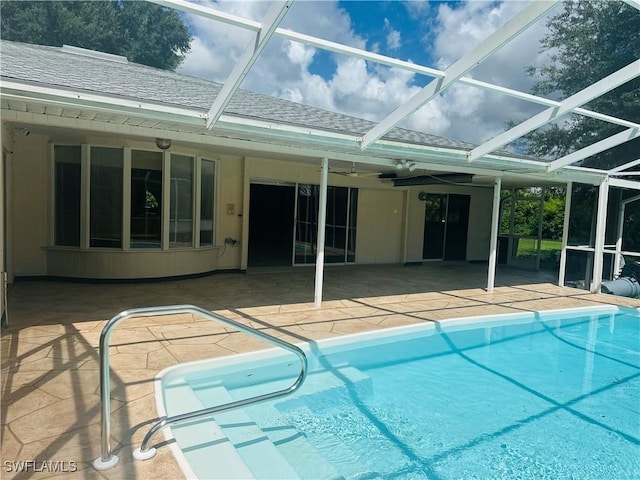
<box><xmin>0</xmin><ymin>1</ymin><xmax>191</xmax><ymax>71</ymax></box>
<box><xmin>523</xmin><ymin>0</ymin><xmax>640</xmax><ymax>170</ymax></box>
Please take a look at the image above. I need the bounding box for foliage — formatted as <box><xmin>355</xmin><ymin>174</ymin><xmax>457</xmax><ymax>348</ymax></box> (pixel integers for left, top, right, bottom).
<box><xmin>0</xmin><ymin>1</ymin><xmax>191</xmax><ymax>71</ymax></box>
<box><xmin>500</xmin><ymin>188</ymin><xmax>566</xmax><ymax>240</ymax></box>
<box><xmin>523</xmin><ymin>0</ymin><xmax>640</xmax><ymax>169</ymax></box>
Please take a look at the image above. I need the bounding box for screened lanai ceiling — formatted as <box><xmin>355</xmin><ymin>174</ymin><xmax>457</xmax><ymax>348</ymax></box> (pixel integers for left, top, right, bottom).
<box><xmin>148</xmin><ymin>0</ymin><xmax>639</xmax><ymax>190</ymax></box>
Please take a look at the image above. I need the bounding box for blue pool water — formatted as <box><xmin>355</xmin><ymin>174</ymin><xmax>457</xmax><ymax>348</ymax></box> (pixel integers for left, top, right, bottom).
<box><xmin>158</xmin><ymin>306</ymin><xmax>640</xmax><ymax>480</ymax></box>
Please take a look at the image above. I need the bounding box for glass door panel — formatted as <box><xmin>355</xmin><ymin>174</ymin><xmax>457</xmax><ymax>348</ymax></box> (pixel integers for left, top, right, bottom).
<box><xmin>295</xmin><ymin>184</ymin><xmax>319</xmax><ymax>264</ymax></box>
<box><xmin>443</xmin><ymin>194</ymin><xmax>470</xmax><ymax>261</ymax></box>
<box><xmin>294</xmin><ymin>184</ymin><xmax>357</xmax><ymax>265</ymax></box>
<box><xmin>423</xmin><ymin>194</ymin><xmax>446</xmax><ymax>260</ymax></box>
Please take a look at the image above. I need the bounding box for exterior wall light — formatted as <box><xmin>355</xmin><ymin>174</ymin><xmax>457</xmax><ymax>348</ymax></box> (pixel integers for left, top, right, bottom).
<box><xmin>155</xmin><ymin>138</ymin><xmax>172</xmax><ymax>150</ymax></box>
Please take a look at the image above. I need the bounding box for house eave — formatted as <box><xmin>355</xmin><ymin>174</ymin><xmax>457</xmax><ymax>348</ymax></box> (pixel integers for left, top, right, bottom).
<box><xmin>0</xmin><ymin>79</ymin><xmax>610</xmax><ymax>186</ymax></box>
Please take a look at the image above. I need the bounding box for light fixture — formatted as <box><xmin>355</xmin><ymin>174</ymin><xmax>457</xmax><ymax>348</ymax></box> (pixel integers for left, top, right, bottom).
<box><xmin>395</xmin><ymin>160</ymin><xmax>416</xmax><ymax>172</ymax></box>
<box><xmin>155</xmin><ymin>138</ymin><xmax>171</xmax><ymax>150</ymax></box>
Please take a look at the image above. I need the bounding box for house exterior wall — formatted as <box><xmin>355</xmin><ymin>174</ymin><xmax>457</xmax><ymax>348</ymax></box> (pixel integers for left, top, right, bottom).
<box><xmin>405</xmin><ymin>184</ymin><xmax>493</xmax><ymax>263</ymax></box>
<box><xmin>356</xmin><ymin>188</ymin><xmax>405</xmax><ymax>264</ymax></box>
<box><xmin>216</xmin><ymin>156</ymin><xmax>244</xmax><ymax>270</ymax></box>
<box><xmin>5</xmin><ymin>124</ymin><xmax>495</xmax><ymax>280</ymax></box>
<box><xmin>7</xmin><ymin>131</ymin><xmax>243</xmax><ymax>279</ymax></box>
<box><xmin>11</xmin><ymin>132</ymin><xmax>49</xmax><ymax>276</ymax></box>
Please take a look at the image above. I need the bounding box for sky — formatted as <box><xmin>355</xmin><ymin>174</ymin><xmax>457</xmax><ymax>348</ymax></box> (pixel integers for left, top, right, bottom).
<box><xmin>177</xmin><ymin>0</ymin><xmax>561</xmax><ymax>146</ymax></box>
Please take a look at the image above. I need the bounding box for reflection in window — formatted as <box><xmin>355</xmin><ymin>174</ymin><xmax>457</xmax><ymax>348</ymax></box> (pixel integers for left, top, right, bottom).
<box><xmin>131</xmin><ymin>150</ymin><xmax>162</xmax><ymax>248</ymax></box>
<box><xmin>170</xmin><ymin>154</ymin><xmax>194</xmax><ymax>247</ymax></box>
<box><xmin>90</xmin><ymin>147</ymin><xmax>123</xmax><ymax>248</ymax></box>
<box><xmin>53</xmin><ymin>145</ymin><xmax>216</xmax><ymax>252</ymax></box>
<box><xmin>54</xmin><ymin>146</ymin><xmax>81</xmax><ymax>247</ymax></box>
<box><xmin>200</xmin><ymin>160</ymin><xmax>215</xmax><ymax>246</ymax></box>
<box><xmin>295</xmin><ymin>184</ymin><xmax>357</xmax><ymax>264</ymax></box>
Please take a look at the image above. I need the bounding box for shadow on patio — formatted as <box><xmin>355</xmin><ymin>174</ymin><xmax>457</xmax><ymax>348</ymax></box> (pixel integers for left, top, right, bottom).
<box><xmin>1</xmin><ymin>264</ymin><xmax>638</xmax><ymax>479</ymax></box>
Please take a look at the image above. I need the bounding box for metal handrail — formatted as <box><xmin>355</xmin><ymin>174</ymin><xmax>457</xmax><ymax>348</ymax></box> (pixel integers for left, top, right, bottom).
<box><xmin>92</xmin><ymin>305</ymin><xmax>308</xmax><ymax>471</ymax></box>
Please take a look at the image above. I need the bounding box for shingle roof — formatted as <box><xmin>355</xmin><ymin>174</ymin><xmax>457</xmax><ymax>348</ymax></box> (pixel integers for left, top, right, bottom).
<box><xmin>1</xmin><ymin>40</ymin><xmax>483</xmax><ymax>152</ymax></box>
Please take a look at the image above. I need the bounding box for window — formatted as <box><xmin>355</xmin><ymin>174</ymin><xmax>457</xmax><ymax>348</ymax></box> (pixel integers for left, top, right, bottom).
<box><xmin>54</xmin><ymin>146</ymin><xmax>81</xmax><ymax>247</ymax></box>
<box><xmin>170</xmin><ymin>154</ymin><xmax>194</xmax><ymax>247</ymax></box>
<box><xmin>131</xmin><ymin>150</ymin><xmax>162</xmax><ymax>248</ymax></box>
<box><xmin>200</xmin><ymin>159</ymin><xmax>215</xmax><ymax>246</ymax></box>
<box><xmin>90</xmin><ymin>147</ymin><xmax>123</xmax><ymax>248</ymax></box>
<box><xmin>53</xmin><ymin>144</ymin><xmax>216</xmax><ymax>251</ymax></box>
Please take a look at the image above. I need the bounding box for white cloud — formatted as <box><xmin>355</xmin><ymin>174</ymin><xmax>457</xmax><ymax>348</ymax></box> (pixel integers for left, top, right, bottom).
<box><xmin>418</xmin><ymin>0</ymin><xmax>555</xmax><ymax>143</ymax></box>
<box><xmin>178</xmin><ymin>0</ymin><xmax>554</xmax><ymax>146</ymax></box>
<box><xmin>384</xmin><ymin>18</ymin><xmax>402</xmax><ymax>50</ymax></box>
<box><xmin>285</xmin><ymin>41</ymin><xmax>315</xmax><ymax>70</ymax></box>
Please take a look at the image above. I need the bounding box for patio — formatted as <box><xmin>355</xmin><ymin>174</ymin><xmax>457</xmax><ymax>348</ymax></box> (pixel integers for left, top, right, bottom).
<box><xmin>1</xmin><ymin>264</ymin><xmax>638</xmax><ymax>479</ymax></box>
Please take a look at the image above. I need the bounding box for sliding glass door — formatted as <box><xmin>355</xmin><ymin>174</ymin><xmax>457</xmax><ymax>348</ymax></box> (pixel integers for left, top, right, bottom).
<box><xmin>294</xmin><ymin>184</ymin><xmax>358</xmax><ymax>265</ymax></box>
<box><xmin>423</xmin><ymin>193</ymin><xmax>470</xmax><ymax>261</ymax></box>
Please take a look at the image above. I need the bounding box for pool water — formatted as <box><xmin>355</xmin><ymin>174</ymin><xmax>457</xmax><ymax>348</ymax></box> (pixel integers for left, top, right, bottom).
<box><xmin>158</xmin><ymin>307</ymin><xmax>640</xmax><ymax>480</ymax></box>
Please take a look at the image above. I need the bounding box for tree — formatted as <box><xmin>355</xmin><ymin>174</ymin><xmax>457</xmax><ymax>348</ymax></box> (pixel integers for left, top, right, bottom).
<box><xmin>523</xmin><ymin>0</ymin><xmax>640</xmax><ymax>170</ymax></box>
<box><xmin>0</xmin><ymin>1</ymin><xmax>191</xmax><ymax>71</ymax></box>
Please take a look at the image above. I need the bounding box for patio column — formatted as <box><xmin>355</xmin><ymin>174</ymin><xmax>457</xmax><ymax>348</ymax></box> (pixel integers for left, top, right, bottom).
<box><xmin>487</xmin><ymin>177</ymin><xmax>502</xmax><ymax>293</ymax></box>
<box><xmin>558</xmin><ymin>181</ymin><xmax>572</xmax><ymax>287</ymax></box>
<box><xmin>314</xmin><ymin>157</ymin><xmax>329</xmax><ymax>307</ymax></box>
<box><xmin>591</xmin><ymin>177</ymin><xmax>609</xmax><ymax>293</ymax></box>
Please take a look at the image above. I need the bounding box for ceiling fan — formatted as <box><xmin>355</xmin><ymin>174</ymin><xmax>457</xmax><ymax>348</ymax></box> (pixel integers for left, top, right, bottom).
<box><xmin>328</xmin><ymin>163</ymin><xmax>381</xmax><ymax>178</ymax></box>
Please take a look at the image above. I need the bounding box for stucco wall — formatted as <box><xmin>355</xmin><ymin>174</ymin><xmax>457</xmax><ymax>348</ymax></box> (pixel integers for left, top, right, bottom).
<box><xmin>7</xmin><ymin>131</ymin><xmax>247</xmax><ymax>279</ymax></box>
<box><xmin>212</xmin><ymin>155</ymin><xmax>244</xmax><ymax>270</ymax></box>
<box><xmin>7</xmin><ymin>127</ymin><xmax>498</xmax><ymax>279</ymax></box>
<box><xmin>10</xmin><ymin>132</ymin><xmax>49</xmax><ymax>276</ymax></box>
<box><xmin>356</xmin><ymin>188</ymin><xmax>405</xmax><ymax>264</ymax></box>
<box><xmin>405</xmin><ymin>184</ymin><xmax>493</xmax><ymax>263</ymax></box>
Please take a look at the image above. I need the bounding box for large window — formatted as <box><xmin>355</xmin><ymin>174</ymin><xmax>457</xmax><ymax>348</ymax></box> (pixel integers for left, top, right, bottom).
<box><xmin>53</xmin><ymin>145</ymin><xmax>216</xmax><ymax>251</ymax></box>
<box><xmin>54</xmin><ymin>146</ymin><xmax>81</xmax><ymax>247</ymax></box>
<box><xmin>90</xmin><ymin>147</ymin><xmax>123</xmax><ymax>248</ymax></box>
<box><xmin>131</xmin><ymin>150</ymin><xmax>162</xmax><ymax>248</ymax></box>
<box><xmin>170</xmin><ymin>154</ymin><xmax>194</xmax><ymax>247</ymax></box>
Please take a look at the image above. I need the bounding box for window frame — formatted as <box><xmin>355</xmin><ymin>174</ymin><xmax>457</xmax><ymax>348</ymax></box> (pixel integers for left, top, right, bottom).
<box><xmin>51</xmin><ymin>143</ymin><xmax>218</xmax><ymax>252</ymax></box>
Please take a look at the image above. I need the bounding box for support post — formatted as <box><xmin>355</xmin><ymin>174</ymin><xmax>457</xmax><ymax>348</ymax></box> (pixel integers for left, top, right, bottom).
<box><xmin>314</xmin><ymin>157</ymin><xmax>329</xmax><ymax>307</ymax></box>
<box><xmin>591</xmin><ymin>178</ymin><xmax>609</xmax><ymax>293</ymax></box>
<box><xmin>487</xmin><ymin>177</ymin><xmax>502</xmax><ymax>293</ymax></box>
<box><xmin>558</xmin><ymin>182</ymin><xmax>572</xmax><ymax>287</ymax></box>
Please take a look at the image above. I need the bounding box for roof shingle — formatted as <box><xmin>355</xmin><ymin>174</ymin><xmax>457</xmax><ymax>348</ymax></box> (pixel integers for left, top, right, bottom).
<box><xmin>1</xmin><ymin>40</ymin><xmax>479</xmax><ymax>151</ymax></box>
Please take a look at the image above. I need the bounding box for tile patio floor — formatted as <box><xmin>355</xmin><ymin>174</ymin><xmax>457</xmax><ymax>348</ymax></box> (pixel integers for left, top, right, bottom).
<box><xmin>2</xmin><ymin>264</ymin><xmax>639</xmax><ymax>479</ymax></box>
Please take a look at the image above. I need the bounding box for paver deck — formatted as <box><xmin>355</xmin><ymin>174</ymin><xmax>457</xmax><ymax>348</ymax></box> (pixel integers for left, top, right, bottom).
<box><xmin>2</xmin><ymin>264</ymin><xmax>638</xmax><ymax>479</ymax></box>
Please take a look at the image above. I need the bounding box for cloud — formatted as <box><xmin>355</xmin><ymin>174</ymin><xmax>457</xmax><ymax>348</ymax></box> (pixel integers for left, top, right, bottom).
<box><xmin>178</xmin><ymin>0</ymin><xmax>554</xmax><ymax>146</ymax></box>
<box><xmin>414</xmin><ymin>0</ymin><xmax>555</xmax><ymax>143</ymax></box>
<box><xmin>384</xmin><ymin>18</ymin><xmax>402</xmax><ymax>50</ymax></box>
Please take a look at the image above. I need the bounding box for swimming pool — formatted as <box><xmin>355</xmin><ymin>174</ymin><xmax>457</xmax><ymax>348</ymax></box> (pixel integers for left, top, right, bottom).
<box><xmin>156</xmin><ymin>306</ymin><xmax>640</xmax><ymax>479</ymax></box>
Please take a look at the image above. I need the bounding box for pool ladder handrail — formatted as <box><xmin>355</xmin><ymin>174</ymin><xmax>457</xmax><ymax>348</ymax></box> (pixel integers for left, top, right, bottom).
<box><xmin>92</xmin><ymin>304</ymin><xmax>308</xmax><ymax>471</ymax></box>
